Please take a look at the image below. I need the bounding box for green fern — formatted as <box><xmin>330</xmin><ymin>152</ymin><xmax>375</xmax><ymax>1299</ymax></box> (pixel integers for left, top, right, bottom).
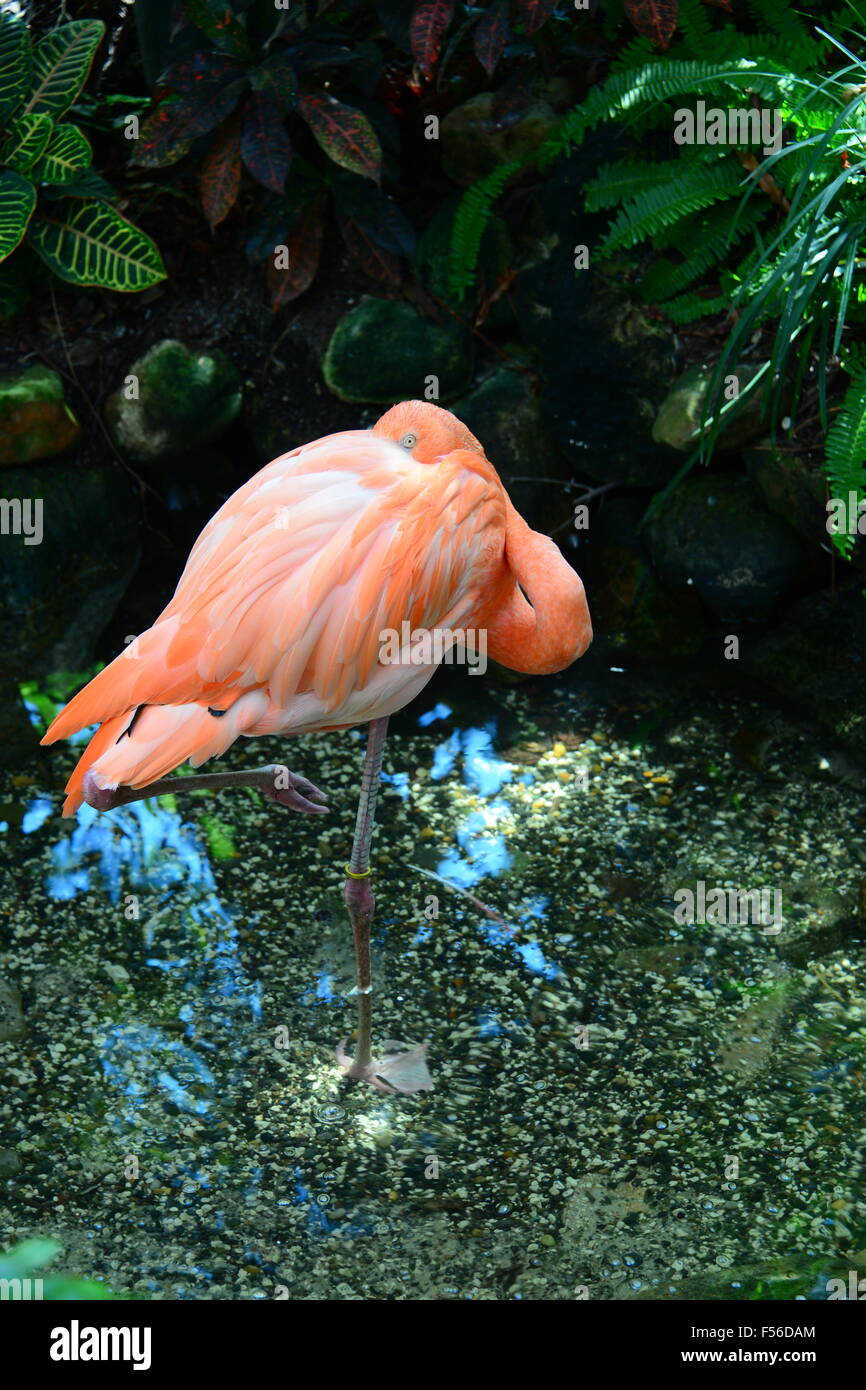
<box><xmin>599</xmin><ymin>161</ymin><xmax>744</xmax><ymax>255</ymax></box>
<box><xmin>446</xmin><ymin>160</ymin><xmax>519</xmax><ymax>298</ymax></box>
<box><xmin>659</xmin><ymin>288</ymin><xmax>730</xmax><ymax>324</ymax></box>
<box><xmin>824</xmin><ymin>347</ymin><xmax>866</xmax><ymax>557</ymax></box>
<box><xmin>639</xmin><ymin>202</ymin><xmax>765</xmax><ymax>299</ymax></box>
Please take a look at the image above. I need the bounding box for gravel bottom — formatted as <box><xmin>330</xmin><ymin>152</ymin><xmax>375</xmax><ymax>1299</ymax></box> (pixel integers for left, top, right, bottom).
<box><xmin>1</xmin><ymin>671</ymin><xmax>865</xmax><ymax>1300</ymax></box>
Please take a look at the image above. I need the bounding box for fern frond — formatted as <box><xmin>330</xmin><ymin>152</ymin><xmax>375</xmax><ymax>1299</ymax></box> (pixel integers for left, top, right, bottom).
<box><xmin>660</xmin><ymin>289</ymin><xmax>730</xmax><ymax>324</ymax></box>
<box><xmin>824</xmin><ymin>354</ymin><xmax>866</xmax><ymax>557</ymax></box>
<box><xmin>536</xmin><ymin>59</ymin><xmax>797</xmax><ymax>172</ymax></box>
<box><xmin>446</xmin><ymin>161</ymin><xmax>520</xmax><ymax>299</ymax></box>
<box><xmin>640</xmin><ymin>201</ymin><xmax>765</xmax><ymax>299</ymax></box>
<box><xmin>599</xmin><ymin>162</ymin><xmax>744</xmax><ymax>255</ymax></box>
<box><xmin>677</xmin><ymin>0</ymin><xmax>715</xmax><ymax>53</ymax></box>
<box><xmin>584</xmin><ymin>157</ymin><xmax>691</xmax><ymax>212</ymax></box>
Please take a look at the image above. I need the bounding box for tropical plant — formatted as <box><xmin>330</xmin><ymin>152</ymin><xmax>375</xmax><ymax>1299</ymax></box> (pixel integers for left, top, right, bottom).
<box><xmin>127</xmin><ymin>0</ymin><xmax>566</xmax><ymax>308</ymax></box>
<box><xmin>0</xmin><ymin>9</ymin><xmax>165</xmax><ymax>315</ymax></box>
<box><xmin>448</xmin><ymin>0</ymin><xmax>866</xmax><ymax>555</ymax></box>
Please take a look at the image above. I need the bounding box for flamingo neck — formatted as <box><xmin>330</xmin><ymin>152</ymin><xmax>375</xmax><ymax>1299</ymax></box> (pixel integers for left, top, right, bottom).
<box><xmin>486</xmin><ymin>501</ymin><xmax>592</xmax><ymax>676</ymax></box>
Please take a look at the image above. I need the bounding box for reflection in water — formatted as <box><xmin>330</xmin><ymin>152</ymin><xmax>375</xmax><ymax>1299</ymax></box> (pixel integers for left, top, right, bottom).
<box><xmin>41</xmin><ymin>797</ymin><xmax>262</xmax><ymax>1131</ymax></box>
<box><xmin>3</xmin><ymin>681</ymin><xmax>864</xmax><ymax>1301</ymax></box>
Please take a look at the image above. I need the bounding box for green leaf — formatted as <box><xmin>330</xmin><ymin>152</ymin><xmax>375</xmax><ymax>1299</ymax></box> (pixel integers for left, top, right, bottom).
<box><xmin>25</xmin><ymin>21</ymin><xmax>105</xmax><ymax>119</ymax></box>
<box><xmin>0</xmin><ymin>170</ymin><xmax>36</xmax><ymax>261</ymax></box>
<box><xmin>31</xmin><ymin>123</ymin><xmax>93</xmax><ymax>185</ymax></box>
<box><xmin>0</xmin><ymin>7</ymin><xmax>31</xmax><ymax>124</ymax></box>
<box><xmin>0</xmin><ymin>1239</ymin><xmax>61</xmax><ymax>1279</ymax></box>
<box><xmin>43</xmin><ymin>167</ymin><xmax>117</xmax><ymax>202</ymax></box>
<box><xmin>27</xmin><ymin>198</ymin><xmax>166</xmax><ymax>291</ymax></box>
<box><xmin>1</xmin><ymin>113</ymin><xmax>53</xmax><ymax>173</ymax></box>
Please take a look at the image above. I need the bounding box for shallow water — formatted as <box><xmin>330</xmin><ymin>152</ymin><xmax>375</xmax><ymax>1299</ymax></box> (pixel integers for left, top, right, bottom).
<box><xmin>2</xmin><ymin>669</ymin><xmax>865</xmax><ymax>1300</ymax></box>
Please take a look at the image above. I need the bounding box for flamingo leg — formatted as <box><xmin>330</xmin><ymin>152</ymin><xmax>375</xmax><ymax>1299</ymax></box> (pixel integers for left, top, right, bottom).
<box><xmin>338</xmin><ymin>716</ymin><xmax>389</xmax><ymax>1080</ymax></box>
<box><xmin>81</xmin><ymin>764</ymin><xmax>329</xmax><ymax>814</ymax></box>
<box><xmin>336</xmin><ymin>718</ymin><xmax>433</xmax><ymax>1095</ymax></box>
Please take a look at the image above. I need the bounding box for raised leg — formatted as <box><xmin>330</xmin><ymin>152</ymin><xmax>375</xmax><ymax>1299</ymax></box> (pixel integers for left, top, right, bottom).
<box><xmin>82</xmin><ymin>764</ymin><xmax>328</xmax><ymax>814</ymax></box>
<box><xmin>336</xmin><ymin>718</ymin><xmax>432</xmax><ymax>1095</ymax></box>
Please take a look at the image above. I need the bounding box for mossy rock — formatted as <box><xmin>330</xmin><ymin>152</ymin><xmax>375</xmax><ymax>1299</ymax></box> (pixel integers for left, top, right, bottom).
<box><xmin>0</xmin><ymin>366</ymin><xmax>80</xmax><ymax>466</ymax></box>
<box><xmin>105</xmin><ymin>340</ymin><xmax>243</xmax><ymax>464</ymax></box>
<box><xmin>653</xmin><ymin>363</ymin><xmax>791</xmax><ymax>453</ymax></box>
<box><xmin>322</xmin><ymin>297</ymin><xmax>474</xmax><ymax>404</ymax></box>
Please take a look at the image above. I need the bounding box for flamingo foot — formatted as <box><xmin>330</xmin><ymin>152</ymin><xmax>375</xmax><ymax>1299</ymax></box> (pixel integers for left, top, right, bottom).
<box><xmin>336</xmin><ymin>1038</ymin><xmax>433</xmax><ymax>1095</ymax></box>
<box><xmin>81</xmin><ymin>764</ymin><xmax>329</xmax><ymax>814</ymax></box>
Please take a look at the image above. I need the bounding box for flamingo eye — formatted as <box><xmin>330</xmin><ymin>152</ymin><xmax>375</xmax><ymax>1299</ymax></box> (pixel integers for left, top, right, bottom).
<box><xmin>400</xmin><ymin>432</ymin><xmax>417</xmax><ymax>449</ymax></box>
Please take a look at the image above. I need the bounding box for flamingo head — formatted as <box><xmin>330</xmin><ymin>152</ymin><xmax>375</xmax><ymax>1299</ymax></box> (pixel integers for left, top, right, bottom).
<box><xmin>372</xmin><ymin>400</ymin><xmax>486</xmax><ymax>466</ymax></box>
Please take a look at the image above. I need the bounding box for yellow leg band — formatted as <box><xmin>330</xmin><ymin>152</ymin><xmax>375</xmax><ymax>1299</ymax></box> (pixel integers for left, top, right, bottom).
<box><xmin>344</xmin><ymin>864</ymin><xmax>371</xmax><ymax>879</ymax></box>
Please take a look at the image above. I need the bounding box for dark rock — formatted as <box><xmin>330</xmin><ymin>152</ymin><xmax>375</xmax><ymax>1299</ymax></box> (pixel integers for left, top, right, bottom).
<box><xmin>322</xmin><ymin>297</ymin><xmax>474</xmax><ymax>404</ymax></box>
<box><xmin>745</xmin><ymin>442</ymin><xmax>828</xmax><ymax>547</ymax></box>
<box><xmin>105</xmin><ymin>340</ymin><xmax>243</xmax><ymax>464</ymax></box>
<box><xmin>0</xmin><ymin>365</ymin><xmax>80</xmax><ymax>466</ymax></box>
<box><xmin>0</xmin><ymin>463</ymin><xmax>141</xmax><ymax>681</ymax></box>
<box><xmin>653</xmin><ymin>363</ymin><xmax>791</xmax><ymax>453</ymax></box>
<box><xmin>441</xmin><ymin>85</ymin><xmax>565</xmax><ymax>188</ymax></box>
<box><xmin>593</xmin><ymin>543</ymin><xmax>707</xmax><ymax>664</ymax></box>
<box><xmin>745</xmin><ymin>582</ymin><xmax>866</xmax><ymax>759</ymax></box>
<box><xmin>450</xmin><ymin>368</ymin><xmax>552</xmax><ymax>479</ymax></box>
<box><xmin>584</xmin><ymin>495</ymin><xmax>707</xmax><ymax>663</ymax></box>
<box><xmin>512</xmin><ymin>144</ymin><xmax>681</xmax><ymax>488</ymax></box>
<box><xmin>0</xmin><ymin>679</ymin><xmax>36</xmax><ymax>767</ymax></box>
<box><xmin>645</xmin><ymin>474</ymin><xmax>802</xmax><ymax>621</ymax></box>
<box><xmin>0</xmin><ymin>1148</ymin><xmax>20</xmax><ymax>1178</ymax></box>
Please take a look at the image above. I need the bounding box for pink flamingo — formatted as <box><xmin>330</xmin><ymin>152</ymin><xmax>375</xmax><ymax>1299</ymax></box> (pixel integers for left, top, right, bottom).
<box><xmin>42</xmin><ymin>401</ymin><xmax>591</xmax><ymax>1092</ymax></box>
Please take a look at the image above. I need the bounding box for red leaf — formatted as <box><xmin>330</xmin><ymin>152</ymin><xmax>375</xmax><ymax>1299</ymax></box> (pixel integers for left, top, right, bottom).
<box><xmin>515</xmin><ymin>0</ymin><xmax>557</xmax><ymax>36</ymax></box>
<box><xmin>267</xmin><ymin>192</ymin><xmax>327</xmax><ymax>309</ymax></box>
<box><xmin>201</xmin><ymin>115</ymin><xmax>242</xmax><ymax>230</ymax></box>
<box><xmin>241</xmin><ymin>92</ymin><xmax>292</xmax><ymax>194</ymax></box>
<box><xmin>297</xmin><ymin>92</ymin><xmax>381</xmax><ymax>184</ymax></box>
<box><xmin>134</xmin><ymin>80</ymin><xmax>245</xmax><ymax>166</ymax></box>
<box><xmin>410</xmin><ymin>1</ymin><xmax>456</xmax><ymax>78</ymax></box>
<box><xmin>624</xmin><ymin>0</ymin><xmax>679</xmax><ymax>50</ymax></box>
<box><xmin>160</xmin><ymin>52</ymin><xmax>247</xmax><ymax>94</ymax></box>
<box><xmin>181</xmin><ymin>0</ymin><xmax>253</xmax><ymax>60</ymax></box>
<box><xmin>474</xmin><ymin>0</ymin><xmax>511</xmax><ymax>77</ymax></box>
<box><xmin>338</xmin><ymin>216</ymin><xmax>402</xmax><ymax>286</ymax></box>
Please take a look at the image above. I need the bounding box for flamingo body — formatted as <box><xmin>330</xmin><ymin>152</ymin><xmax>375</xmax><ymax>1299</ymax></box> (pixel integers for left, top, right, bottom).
<box><xmin>43</xmin><ymin>402</ymin><xmax>592</xmax><ymax>815</ymax></box>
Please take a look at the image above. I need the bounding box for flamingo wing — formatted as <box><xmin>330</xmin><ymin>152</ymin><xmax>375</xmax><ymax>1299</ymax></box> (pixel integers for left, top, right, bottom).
<box><xmin>43</xmin><ymin>437</ymin><xmax>505</xmax><ymax>751</ymax></box>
